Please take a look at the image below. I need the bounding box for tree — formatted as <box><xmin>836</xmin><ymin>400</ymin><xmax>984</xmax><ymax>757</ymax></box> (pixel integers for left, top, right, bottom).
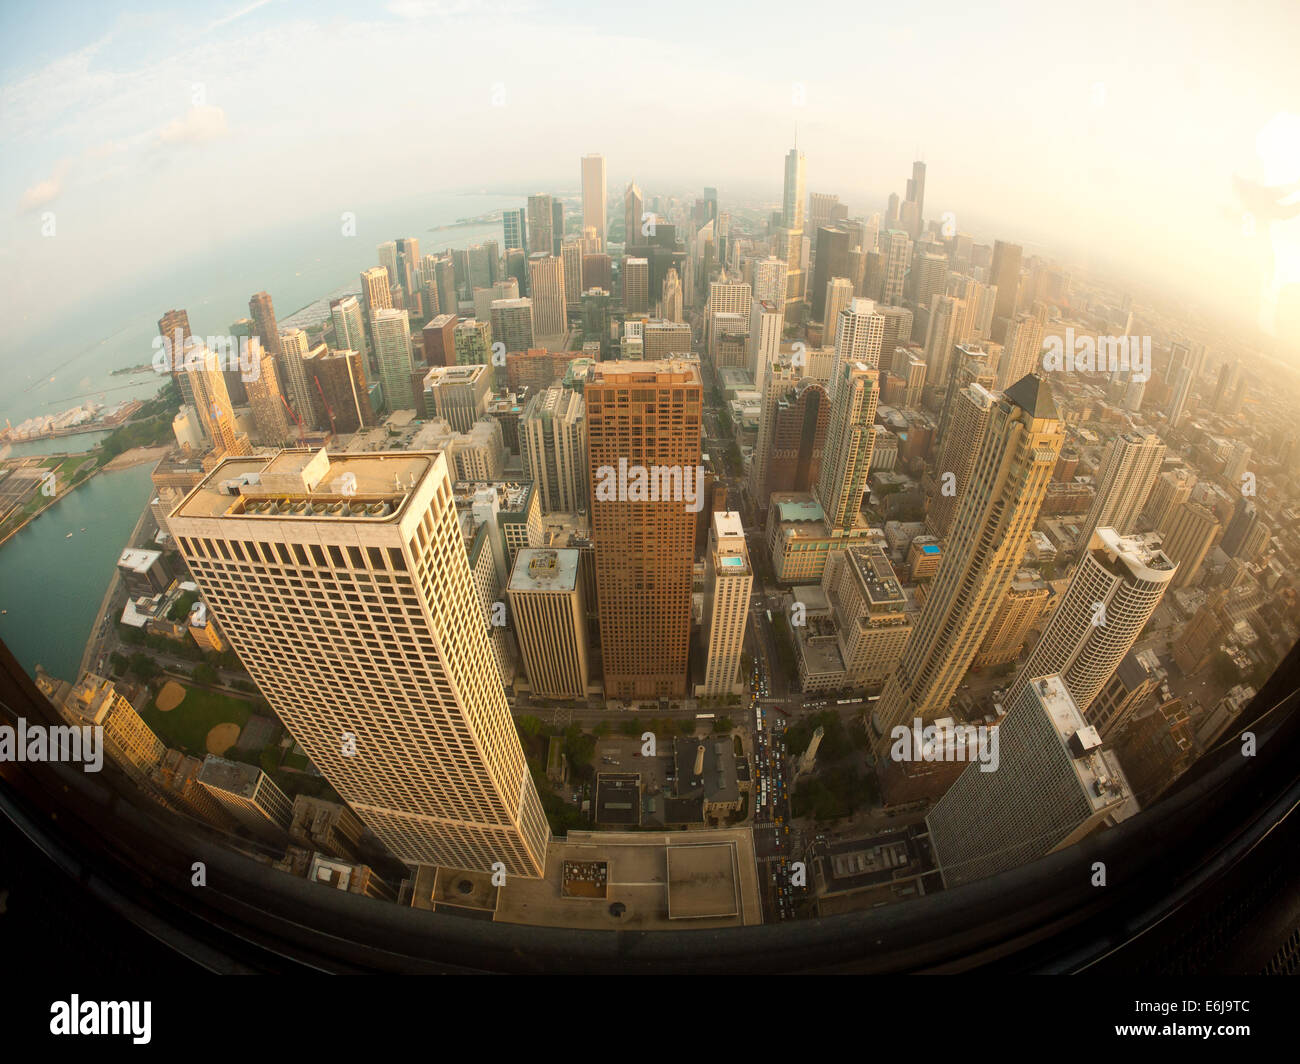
<box><xmin>259</xmin><ymin>743</ymin><xmax>281</xmax><ymax>775</ymax></box>
<box><xmin>518</xmin><ymin>715</ymin><xmax>543</xmax><ymax>737</ymax></box>
<box><xmin>192</xmin><ymin>663</ymin><xmax>218</xmax><ymax>685</ymax></box>
<box><xmin>713</xmin><ymin>716</ymin><xmax>734</xmax><ymax>734</ymax></box>
<box><xmin>129</xmin><ymin>653</ymin><xmax>159</xmax><ymax>681</ymax></box>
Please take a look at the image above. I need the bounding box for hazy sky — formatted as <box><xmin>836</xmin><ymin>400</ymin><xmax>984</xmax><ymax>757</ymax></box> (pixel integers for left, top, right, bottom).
<box><xmin>3</xmin><ymin>0</ymin><xmax>1298</xmax><ymax>341</ymax></box>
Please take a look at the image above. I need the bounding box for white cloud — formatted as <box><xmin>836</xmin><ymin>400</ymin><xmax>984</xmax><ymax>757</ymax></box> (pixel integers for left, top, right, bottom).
<box><xmin>19</xmin><ymin>176</ymin><xmax>61</xmax><ymax>212</ymax></box>
<box><xmin>158</xmin><ymin>105</ymin><xmax>229</xmax><ymax>146</ymax></box>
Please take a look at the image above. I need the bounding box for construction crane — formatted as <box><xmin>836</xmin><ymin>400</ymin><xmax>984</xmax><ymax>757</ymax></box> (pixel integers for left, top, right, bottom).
<box><xmin>279</xmin><ymin>393</ymin><xmax>306</xmax><ymax>444</ymax></box>
<box><xmin>313</xmin><ymin>376</ymin><xmax>337</xmax><ymax>436</ymax></box>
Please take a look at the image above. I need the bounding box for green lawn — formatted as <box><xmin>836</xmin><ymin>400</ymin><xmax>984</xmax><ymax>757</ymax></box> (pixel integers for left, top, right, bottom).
<box><xmin>140</xmin><ymin>684</ymin><xmax>254</xmax><ymax>756</ymax></box>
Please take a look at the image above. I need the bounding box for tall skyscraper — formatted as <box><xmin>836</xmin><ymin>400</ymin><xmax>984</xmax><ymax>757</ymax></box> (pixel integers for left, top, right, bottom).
<box><xmin>508</xmin><ymin>547</ymin><xmax>589</xmax><ymax>701</ymax></box>
<box><xmin>528</xmin><ymin>253</ymin><xmax>567</xmax><ymax>339</ymax></box>
<box><xmin>1078</xmin><ymin>432</ymin><xmax>1166</xmax><ymax>546</ymax></box>
<box><xmin>560</xmin><ymin>241</ymin><xmax>583</xmax><ymax>311</ymax></box>
<box><xmin>995</xmin><ymin>313</ymin><xmax>1046</xmax><ymax>390</ymax></box>
<box><xmin>360</xmin><ymin>266</ymin><xmax>393</xmax><ymax>317</ymax></box>
<box><xmin>489</xmin><ymin>297</ymin><xmax>535</xmax><ymax>353</ymax></box>
<box><xmin>701</xmin><ymin>512</ymin><xmax>752</xmax><ymax>696</ymax></box>
<box><xmin>581</xmin><ymin>153</ymin><xmax>607</xmax><ymax>247</ymax></box>
<box><xmin>989</xmin><ymin>240</ymin><xmax>1023</xmax><ymax>336</ymax></box>
<box><xmin>624</xmin><ymin>181</ymin><xmax>644</xmax><ymax>245</ymax></box>
<box><xmin>782</xmin><ymin>147</ymin><xmax>806</xmax><ymax>231</ymax></box>
<box><xmin>526</xmin><ymin>194</ymin><xmax>554</xmax><ymax>264</ymax></box>
<box><xmin>874</xmin><ymin>375</ymin><xmax>1064</xmax><ymax>745</ymax></box>
<box><xmin>661</xmin><ymin>267</ymin><xmax>683</xmax><ymax>322</ymax></box>
<box><xmin>748</xmin><ymin>298</ymin><xmax>784</xmax><ymax>383</ymax></box>
<box><xmin>586</xmin><ymin>360</ymin><xmax>702</xmax><ymax>699</ymax></box>
<box><xmin>503</xmin><ymin>207</ymin><xmax>527</xmax><ymax>253</ymax></box>
<box><xmin>1158</xmin><ymin>500</ymin><xmax>1220</xmax><ymax>588</ymax></box>
<box><xmin>1221</xmin><ymin>496</ymin><xmax>1263</xmax><ymax>558</ymax></box>
<box><xmin>822</xmin><ymin>276</ymin><xmax>854</xmax><ymax>347</ymax></box>
<box><xmin>880</xmin><ymin>229</ymin><xmax>913</xmax><ymax>307</ymax></box>
<box><xmin>905</xmin><ymin>160</ymin><xmax>926</xmax><ymax>227</ymax></box>
<box><xmin>1144</xmin><ymin>467</ymin><xmax>1196</xmax><ymax>531</ymax></box>
<box><xmin>1007</xmin><ymin>529</ymin><xmax>1176</xmax><ymax>716</ymax></box>
<box><xmin>277</xmin><ymin>327</ymin><xmax>316</xmax><ymax>427</ymax></box>
<box><xmin>623</xmin><ymin>256</ymin><xmax>650</xmax><ymax>313</ymax></box>
<box><xmin>170</xmin><ymin>449</ymin><xmax>549</xmax><ymax>875</ymax></box>
<box><xmin>157</xmin><ymin>308</ymin><xmax>197</xmax><ymax>407</ymax></box>
<box><xmin>926</xmin><ymin>382</ymin><xmax>996</xmax><ymax>539</ymax></box>
<box><xmin>926</xmin><ymin>674</ymin><xmax>1132</xmax><ymax>888</ymax></box>
<box><xmin>371</xmin><ymin>307</ymin><xmax>416</xmax><ymax>411</ymax></box>
<box><xmin>520</xmin><ymin>384</ymin><xmax>586</xmax><ymax>513</ymax></box>
<box><xmin>244</xmin><ymin>341</ymin><xmax>292</xmax><ymax>444</ymax></box>
<box><xmin>330</xmin><ymin>295</ymin><xmax>370</xmax><ymax>364</ymax></box>
<box><xmin>1167</xmin><ymin>365</ymin><xmax>1193</xmax><ymax>428</ymax></box>
<box><xmin>829</xmin><ymin>297</ymin><xmax>885</xmax><ymax>396</ymax></box>
<box><xmin>812</xmin><ymin>224</ymin><xmax>850</xmax><ymax>315</ymax></box>
<box><xmin>816</xmin><ymin>360</ymin><xmax>879</xmax><ymax>533</ymax></box>
<box><xmin>248</xmin><ymin>292</ymin><xmax>283</xmax><ymax>361</ymax></box>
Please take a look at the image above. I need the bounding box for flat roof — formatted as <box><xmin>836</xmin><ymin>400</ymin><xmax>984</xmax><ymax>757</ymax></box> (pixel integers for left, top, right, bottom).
<box><xmin>508</xmin><ymin>547</ymin><xmax>580</xmax><ymax>592</ymax></box>
<box><xmin>117</xmin><ymin>548</ymin><xmax>161</xmax><ymax>572</ymax></box>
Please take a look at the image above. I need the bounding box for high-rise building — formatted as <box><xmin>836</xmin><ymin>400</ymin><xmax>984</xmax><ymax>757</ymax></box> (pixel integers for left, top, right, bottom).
<box><xmin>973</xmin><ymin>570</ymin><xmax>1051</xmax><ymax>668</ymax></box>
<box><xmin>643</xmin><ymin>320</ymin><xmax>692</xmax><ymax>361</ymax></box>
<box><xmin>520</xmin><ymin>384</ymin><xmax>586</xmax><ymax>514</ymax></box>
<box><xmin>171</xmin><ymin>448</ymin><xmax>550</xmax><ymax>875</ymax></box>
<box><xmin>1008</xmin><ymin>529</ymin><xmax>1176</xmax><ymax>714</ymax></box>
<box><xmin>508</xmin><ymin>547</ymin><xmax>589</xmax><ymax>700</ymax></box>
<box><xmin>873</xmin><ymin>375</ymin><xmax>1063</xmax><ymax>745</ymax></box>
<box><xmin>1078</xmin><ymin>432</ymin><xmax>1166</xmax><ymax>546</ymax></box>
<box><xmin>624</xmin><ymin>181</ymin><xmax>644</xmax><ymax>245</ymax></box>
<box><xmin>880</xmin><ymin>229</ymin><xmax>913</xmax><ymax>307</ymax></box>
<box><xmin>1221</xmin><ymin>497</ymin><xmax>1263</xmax><ymax>558</ymax></box>
<box><xmin>1144</xmin><ymin>467</ymin><xmax>1196</xmax><ymax>531</ymax></box>
<box><xmin>197</xmin><ymin>756</ymin><xmax>292</xmax><ymax>845</ymax></box>
<box><xmin>926</xmin><ymin>674</ymin><xmax>1132</xmax><ymax>888</ymax></box>
<box><xmin>660</xmin><ymin>267</ymin><xmax>683</xmax><ymax>322</ymax></box>
<box><xmin>988</xmin><ymin>240</ymin><xmax>1023</xmax><ymax>337</ymax></box>
<box><xmin>249</xmin><ymin>292</ymin><xmax>283</xmax><ymax>358</ymax></box>
<box><xmin>551</xmin><ymin>199</ymin><xmax>564</xmax><ymax>256</ymax></box>
<box><xmin>586</xmin><ymin>360</ymin><xmax>702</xmax><ymax>699</ymax></box>
<box><xmin>503</xmin><ymin>207</ymin><xmax>527</xmax><ymax>253</ymax></box>
<box><xmin>995</xmin><ymin>313</ymin><xmax>1046</xmax><ymax>390</ymax></box>
<box><xmin>922</xmin><ymin>295</ymin><xmax>967</xmax><ymax>389</ymax></box>
<box><xmin>581</xmin><ymin>153</ymin><xmax>607</xmax><ymax>248</ymax></box>
<box><xmin>188</xmin><ymin>341</ymin><xmax>250</xmax><ymax>456</ymax></box>
<box><xmin>330</xmin><ymin>295</ymin><xmax>370</xmax><ymax>364</ymax></box>
<box><xmin>701</xmin><ymin>512</ymin><xmax>752</xmax><ymax>696</ymax></box>
<box><xmin>905</xmin><ymin>160</ymin><xmax>926</xmax><ymax>230</ymax></box>
<box><xmin>816</xmin><ymin>360</ymin><xmax>879</xmax><ymax>533</ymax></box>
<box><xmin>423</xmin><ymin>363</ymin><xmax>492</xmax><ymax>433</ymax></box>
<box><xmin>623</xmin><ymin>256</ymin><xmax>650</xmax><ymax>313</ymax></box>
<box><xmin>1167</xmin><ymin>365</ymin><xmax>1193</xmax><ymax>428</ymax></box>
<box><xmin>829</xmin><ymin>297</ymin><xmax>885</xmax><ymax>395</ymax></box>
<box><xmin>526</xmin><ymin>194</ymin><xmax>554</xmax><ymax>264</ymax></box>
<box><xmin>277</xmin><ymin>327</ymin><xmax>317</xmax><ymax>427</ymax></box>
<box><xmin>926</xmin><ymin>382</ymin><xmax>996</xmax><ymax>539</ymax></box>
<box><xmin>453</xmin><ymin>318</ymin><xmax>492</xmax><ymax>367</ymax></box>
<box><xmin>371</xmin><ymin>308</ymin><xmax>415</xmax><ymax>411</ymax></box>
<box><xmin>753</xmin><ymin>256</ymin><xmax>789</xmax><ymax>306</ymax></box>
<box><xmin>1157</xmin><ymin>500</ymin><xmax>1220</xmax><ymax>588</ymax></box>
<box><xmin>490</xmin><ymin>297</ymin><xmax>535</xmax><ymax>353</ymax></box>
<box><xmin>305</xmin><ymin>348</ymin><xmax>374</xmax><ymax>433</ymax></box>
<box><xmin>812</xmin><ymin>225</ymin><xmax>850</xmax><ymax>315</ymax></box>
<box><xmin>527</xmin><ymin>253</ymin><xmax>567</xmax><ymax>340</ymax></box>
<box><xmin>422</xmin><ymin>314</ymin><xmax>458</xmax><ymax>369</ymax></box>
<box><xmin>748</xmin><ymin>356</ymin><xmax>830</xmax><ymax>508</ymax></box>
<box><xmin>911</xmin><ymin>251</ymin><xmax>949</xmax><ymax>313</ymax></box>
<box><xmin>360</xmin><ymin>267</ymin><xmax>393</xmax><ymax>317</ymax></box>
<box><xmin>748</xmin><ymin>299</ymin><xmax>784</xmax><ymax>383</ymax></box>
<box><xmin>51</xmin><ymin>671</ymin><xmax>166</xmax><ymax>783</ymax></box>
<box><xmin>821</xmin><ymin>277</ymin><xmax>854</xmax><ymax>348</ymax></box>
<box><xmin>244</xmin><ymin>342</ymin><xmax>292</xmax><ymax>445</ymax></box>
<box><xmin>782</xmin><ymin>147</ymin><xmax>806</xmax><ymax>231</ymax></box>
<box><xmin>157</xmin><ymin>309</ymin><xmax>197</xmax><ymax>407</ymax></box>
<box><xmin>560</xmin><ymin>241</ymin><xmax>583</xmax><ymax>311</ymax></box>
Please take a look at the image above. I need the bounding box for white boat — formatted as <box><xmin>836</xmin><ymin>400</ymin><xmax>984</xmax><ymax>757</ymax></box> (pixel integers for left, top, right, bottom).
<box><xmin>65</xmin><ymin>532</ymin><xmax>73</xmax><ymax>538</ymax></box>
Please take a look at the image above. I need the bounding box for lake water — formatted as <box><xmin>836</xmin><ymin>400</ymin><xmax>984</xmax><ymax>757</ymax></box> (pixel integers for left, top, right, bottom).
<box><xmin>0</xmin><ymin>462</ymin><xmax>157</xmax><ymax>682</ymax></box>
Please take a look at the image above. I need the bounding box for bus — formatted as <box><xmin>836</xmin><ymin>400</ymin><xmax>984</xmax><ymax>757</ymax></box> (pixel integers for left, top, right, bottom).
<box><xmin>765</xmin><ymin>609</ymin><xmax>772</xmax><ymax>623</ymax></box>
<box><xmin>836</xmin><ymin>697</ymin><xmax>863</xmax><ymax>705</ymax></box>
<box><xmin>696</xmin><ymin>713</ymin><xmax>715</xmax><ymax>720</ymax></box>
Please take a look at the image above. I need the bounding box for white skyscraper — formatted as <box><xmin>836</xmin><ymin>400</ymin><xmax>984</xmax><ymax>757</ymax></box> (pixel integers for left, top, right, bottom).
<box><xmin>748</xmin><ymin>299</ymin><xmax>784</xmax><ymax>384</ymax></box>
<box><xmin>169</xmin><ymin>448</ymin><xmax>550</xmax><ymax>875</ymax></box>
<box><xmin>701</xmin><ymin>512</ymin><xmax>753</xmax><ymax>696</ymax></box>
<box><xmin>370</xmin><ymin>308</ymin><xmax>416</xmax><ymax>411</ymax></box>
<box><xmin>1007</xmin><ymin>528</ymin><xmax>1177</xmax><ymax>717</ymax></box>
<box><xmin>829</xmin><ymin>297</ymin><xmax>885</xmax><ymax>399</ymax></box>
<box><xmin>783</xmin><ymin>147</ymin><xmax>806</xmax><ymax>230</ymax></box>
<box><xmin>1078</xmin><ymin>432</ymin><xmax>1166</xmax><ymax>546</ymax></box>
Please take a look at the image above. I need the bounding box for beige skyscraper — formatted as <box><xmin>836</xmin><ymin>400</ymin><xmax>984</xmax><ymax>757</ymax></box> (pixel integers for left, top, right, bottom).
<box><xmin>360</xmin><ymin>266</ymin><xmax>393</xmax><ymax>316</ymax></box>
<box><xmin>923</xmin><ymin>294</ymin><xmax>967</xmax><ymax>388</ymax></box>
<box><xmin>528</xmin><ymin>253</ymin><xmax>567</xmax><ymax>340</ymax></box>
<box><xmin>1077</xmin><ymin>432</ymin><xmax>1166</xmax><ymax>547</ymax></box>
<box><xmin>508</xmin><ymin>548</ymin><xmax>589</xmax><ymax>700</ymax></box>
<box><xmin>822</xmin><ymin>276</ymin><xmax>855</xmax><ymax>347</ymax></box>
<box><xmin>782</xmin><ymin>147</ymin><xmax>805</xmax><ymax>230</ymax></box>
<box><xmin>561</xmin><ymin>241</ymin><xmax>584</xmax><ymax>312</ymax></box>
<box><xmin>926</xmin><ymin>382</ymin><xmax>996</xmax><ymax>539</ymax></box>
<box><xmin>277</xmin><ymin>326</ymin><xmax>317</xmax><ymax>426</ymax></box>
<box><xmin>581</xmin><ymin>153</ymin><xmax>607</xmax><ymax>248</ymax></box>
<box><xmin>1144</xmin><ymin>468</ymin><xmax>1196</xmax><ymax>531</ymax></box>
<box><xmin>587</xmin><ymin>360</ymin><xmax>702</xmax><ymax>699</ymax></box>
<box><xmin>701</xmin><ymin>512</ymin><xmax>752</xmax><ymax>697</ymax></box>
<box><xmin>1158</xmin><ymin>500</ymin><xmax>1220</xmax><ymax>588</ymax></box>
<box><xmin>520</xmin><ymin>384</ymin><xmax>586</xmax><ymax>513</ymax></box>
<box><xmin>1007</xmin><ymin>528</ymin><xmax>1176</xmax><ymax>716</ymax></box>
<box><xmin>244</xmin><ymin>341</ymin><xmax>292</xmax><ymax>445</ymax></box>
<box><xmin>816</xmin><ymin>360</ymin><xmax>879</xmax><ymax>533</ymax></box>
<box><xmin>973</xmin><ymin>570</ymin><xmax>1051</xmax><ymax>668</ymax></box>
<box><xmin>169</xmin><ymin>448</ymin><xmax>549</xmax><ymax>875</ymax></box>
<box><xmin>370</xmin><ymin>308</ymin><xmax>416</xmax><ymax>411</ymax></box>
<box><xmin>187</xmin><ymin>341</ymin><xmax>250</xmax><ymax>457</ymax></box>
<box><xmin>829</xmin><ymin>297</ymin><xmax>885</xmax><ymax>398</ymax></box>
<box><xmin>995</xmin><ymin>313</ymin><xmax>1046</xmax><ymax>390</ymax></box>
<box><xmin>753</xmin><ymin>256</ymin><xmax>789</xmax><ymax>306</ymax></box>
<box><xmin>747</xmin><ymin>298</ymin><xmax>783</xmax><ymax>383</ymax></box>
<box><xmin>874</xmin><ymin>375</ymin><xmax>1064</xmax><ymax>746</ymax></box>
<box><xmin>661</xmin><ymin>267</ymin><xmax>683</xmax><ymax>322</ymax></box>
<box><xmin>526</xmin><ymin>194</ymin><xmax>554</xmax><ymax>261</ymax></box>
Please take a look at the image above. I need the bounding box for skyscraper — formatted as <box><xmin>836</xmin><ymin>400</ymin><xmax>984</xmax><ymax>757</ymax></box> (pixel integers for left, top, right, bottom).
<box><xmin>1167</xmin><ymin>365</ymin><xmax>1193</xmax><ymax>428</ymax></box>
<box><xmin>995</xmin><ymin>313</ymin><xmax>1046</xmax><ymax>390</ymax></box>
<box><xmin>829</xmin><ymin>297</ymin><xmax>885</xmax><ymax>395</ymax></box>
<box><xmin>371</xmin><ymin>307</ymin><xmax>416</xmax><ymax>411</ymax></box>
<box><xmin>989</xmin><ymin>240</ymin><xmax>1023</xmax><ymax>337</ymax></box>
<box><xmin>244</xmin><ymin>341</ymin><xmax>292</xmax><ymax>445</ymax></box>
<box><xmin>249</xmin><ymin>292</ymin><xmax>283</xmax><ymax>358</ymax></box>
<box><xmin>623</xmin><ymin>256</ymin><xmax>650</xmax><ymax>313</ymax></box>
<box><xmin>360</xmin><ymin>266</ymin><xmax>393</xmax><ymax>317</ymax></box>
<box><xmin>926</xmin><ymin>382</ymin><xmax>996</xmax><ymax>539</ymax></box>
<box><xmin>581</xmin><ymin>153</ymin><xmax>607</xmax><ymax>248</ymax></box>
<box><xmin>503</xmin><ymin>207</ymin><xmax>527</xmax><ymax>253</ymax></box>
<box><xmin>526</xmin><ymin>194</ymin><xmax>554</xmax><ymax>264</ymax></box>
<box><xmin>507</xmin><ymin>548</ymin><xmax>589</xmax><ymax>701</ymax></box>
<box><xmin>1007</xmin><ymin>528</ymin><xmax>1176</xmax><ymax>716</ymax></box>
<box><xmin>587</xmin><ymin>360</ymin><xmax>702</xmax><ymax>699</ymax></box>
<box><xmin>1077</xmin><ymin>432</ymin><xmax>1166</xmax><ymax>546</ymax></box>
<box><xmin>782</xmin><ymin>147</ymin><xmax>806</xmax><ymax>231</ymax></box>
<box><xmin>528</xmin><ymin>253</ymin><xmax>567</xmax><ymax>339</ymax></box>
<box><xmin>489</xmin><ymin>297</ymin><xmax>535</xmax><ymax>353</ymax></box>
<box><xmin>330</xmin><ymin>295</ymin><xmax>370</xmax><ymax>364</ymax></box>
<box><xmin>277</xmin><ymin>327</ymin><xmax>317</xmax><ymax>427</ymax></box>
<box><xmin>1158</xmin><ymin>500</ymin><xmax>1220</xmax><ymax>588</ymax></box>
<box><xmin>821</xmin><ymin>277</ymin><xmax>854</xmax><ymax>348</ymax></box>
<box><xmin>170</xmin><ymin>448</ymin><xmax>549</xmax><ymax>875</ymax></box>
<box><xmin>157</xmin><ymin>308</ymin><xmax>197</xmax><ymax>407</ymax></box>
<box><xmin>874</xmin><ymin>375</ymin><xmax>1064</xmax><ymax>745</ymax></box>
<box><xmin>519</xmin><ymin>384</ymin><xmax>586</xmax><ymax>513</ymax></box>
<box><xmin>701</xmin><ymin>512</ymin><xmax>752</xmax><ymax>696</ymax></box>
<box><xmin>926</xmin><ymin>674</ymin><xmax>1132</xmax><ymax>888</ymax></box>
<box><xmin>880</xmin><ymin>229</ymin><xmax>913</xmax><ymax>307</ymax></box>
<box><xmin>811</xmin><ymin>224</ymin><xmax>850</xmax><ymax>315</ymax></box>
<box><xmin>816</xmin><ymin>360</ymin><xmax>879</xmax><ymax>533</ymax></box>
<box><xmin>624</xmin><ymin>181</ymin><xmax>643</xmax><ymax>245</ymax></box>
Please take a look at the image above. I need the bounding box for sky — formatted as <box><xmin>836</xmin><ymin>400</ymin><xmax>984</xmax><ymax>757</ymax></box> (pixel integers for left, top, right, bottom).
<box><xmin>2</xmin><ymin>0</ymin><xmax>1299</xmax><ymax>346</ymax></box>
